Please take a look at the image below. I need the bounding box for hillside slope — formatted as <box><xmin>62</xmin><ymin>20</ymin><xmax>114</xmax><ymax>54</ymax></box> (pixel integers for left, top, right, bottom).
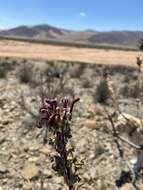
<box><xmin>0</xmin><ymin>24</ymin><xmax>143</xmax><ymax>48</ymax></box>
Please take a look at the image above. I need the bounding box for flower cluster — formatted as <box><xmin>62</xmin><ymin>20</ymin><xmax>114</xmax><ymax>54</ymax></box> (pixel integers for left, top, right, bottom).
<box><xmin>36</xmin><ymin>96</ymin><xmax>82</xmax><ymax>190</ymax></box>
<box><xmin>37</xmin><ymin>97</ymin><xmax>80</xmax><ymax>129</ymax></box>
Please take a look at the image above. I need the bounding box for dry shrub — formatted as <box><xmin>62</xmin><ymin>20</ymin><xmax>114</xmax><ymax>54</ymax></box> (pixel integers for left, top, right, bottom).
<box><xmin>82</xmin><ymin>78</ymin><xmax>92</xmax><ymax>88</ymax></box>
<box><xmin>0</xmin><ymin>58</ymin><xmax>16</xmax><ymax>78</ymax></box>
<box><xmin>123</xmin><ymin>72</ymin><xmax>138</xmax><ymax>83</ymax></box>
<box><xmin>120</xmin><ymin>83</ymin><xmax>141</xmax><ymax>98</ymax></box>
<box><xmin>0</xmin><ymin>65</ymin><xmax>7</xmax><ymax>78</ymax></box>
<box><xmin>95</xmin><ymin>79</ymin><xmax>110</xmax><ymax>104</ymax></box>
<box><xmin>18</xmin><ymin>62</ymin><xmax>39</xmax><ymax>87</ymax></box>
<box><xmin>94</xmin><ymin>104</ymin><xmax>103</xmax><ymax>116</ymax></box>
<box><xmin>40</xmin><ymin>76</ymin><xmax>74</xmax><ymax>101</ymax></box>
<box><xmin>40</xmin><ymin>65</ymin><xmax>74</xmax><ymax>100</ymax></box>
<box><xmin>123</xmin><ymin>75</ymin><xmax>131</xmax><ymax>83</ymax></box>
<box><xmin>45</xmin><ymin>61</ymin><xmax>68</xmax><ymax>78</ymax></box>
<box><xmin>69</xmin><ymin>63</ymin><xmax>85</xmax><ymax>78</ymax></box>
<box><xmin>113</xmin><ymin>65</ymin><xmax>134</xmax><ymax>74</ymax></box>
<box><xmin>18</xmin><ymin>63</ymin><xmax>33</xmax><ymax>83</ymax></box>
<box><xmin>104</xmin><ymin>64</ymin><xmax>134</xmax><ymax>75</ymax></box>
<box><xmin>95</xmin><ymin>144</ymin><xmax>106</xmax><ymax>158</ymax></box>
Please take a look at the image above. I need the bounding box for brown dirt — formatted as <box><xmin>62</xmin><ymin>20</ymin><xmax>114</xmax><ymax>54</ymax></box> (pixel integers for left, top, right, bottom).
<box><xmin>0</xmin><ymin>40</ymin><xmax>142</xmax><ymax>66</ymax></box>
<box><xmin>1</xmin><ymin>57</ymin><xmax>143</xmax><ymax>189</ymax></box>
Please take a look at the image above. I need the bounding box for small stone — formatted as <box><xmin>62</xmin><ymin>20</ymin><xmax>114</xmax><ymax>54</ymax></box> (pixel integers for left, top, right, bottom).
<box><xmin>22</xmin><ymin>164</ymin><xmax>40</xmax><ymax>180</ymax></box>
<box><xmin>83</xmin><ymin>172</ymin><xmax>91</xmax><ymax>181</ymax></box>
<box><xmin>43</xmin><ymin>169</ymin><xmax>52</xmax><ymax>178</ymax></box>
<box><xmin>119</xmin><ymin>183</ymin><xmax>134</xmax><ymax>190</ymax></box>
<box><xmin>28</xmin><ymin>157</ymin><xmax>39</xmax><ymax>162</ymax></box>
<box><xmin>0</xmin><ymin>164</ymin><xmax>8</xmax><ymax>175</ymax></box>
<box><xmin>89</xmin><ymin>167</ymin><xmax>96</xmax><ymax>179</ymax></box>
<box><xmin>7</xmin><ymin>168</ymin><xmax>16</xmax><ymax>178</ymax></box>
<box><xmin>139</xmin><ymin>185</ymin><xmax>143</xmax><ymax>190</ymax></box>
<box><xmin>2</xmin><ymin>120</ymin><xmax>10</xmax><ymax>125</ymax></box>
<box><xmin>80</xmin><ymin>119</ymin><xmax>96</xmax><ymax>129</ymax></box>
<box><xmin>89</xmin><ymin>153</ymin><xmax>95</xmax><ymax>159</ymax></box>
<box><xmin>76</xmin><ymin>138</ymin><xmax>87</xmax><ymax>154</ymax></box>
<box><xmin>23</xmin><ymin>182</ymin><xmax>32</xmax><ymax>190</ymax></box>
<box><xmin>39</xmin><ymin>146</ymin><xmax>51</xmax><ymax>155</ymax></box>
<box><xmin>29</xmin><ymin>145</ymin><xmax>39</xmax><ymax>152</ymax></box>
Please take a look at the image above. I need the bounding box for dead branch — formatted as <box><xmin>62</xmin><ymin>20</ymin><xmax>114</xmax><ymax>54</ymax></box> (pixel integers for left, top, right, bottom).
<box><xmin>104</xmin><ymin>107</ymin><xmax>138</xmax><ymax>186</ymax></box>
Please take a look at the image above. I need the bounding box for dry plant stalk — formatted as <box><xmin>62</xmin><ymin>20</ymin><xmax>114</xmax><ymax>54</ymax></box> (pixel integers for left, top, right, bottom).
<box><xmin>104</xmin><ymin>108</ymin><xmax>138</xmax><ymax>188</ymax></box>
<box><xmin>103</xmin><ymin>71</ymin><xmax>143</xmax><ymax>189</ymax></box>
<box><xmin>136</xmin><ymin>57</ymin><xmax>142</xmax><ymax>73</ymax></box>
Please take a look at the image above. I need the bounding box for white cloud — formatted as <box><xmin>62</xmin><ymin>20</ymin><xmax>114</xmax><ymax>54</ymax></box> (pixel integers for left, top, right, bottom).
<box><xmin>80</xmin><ymin>12</ymin><xmax>86</xmax><ymax>17</ymax></box>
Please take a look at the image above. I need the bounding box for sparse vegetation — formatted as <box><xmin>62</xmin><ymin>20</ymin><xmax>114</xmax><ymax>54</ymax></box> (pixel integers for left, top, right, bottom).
<box><xmin>95</xmin><ymin>78</ymin><xmax>110</xmax><ymax>104</ymax></box>
<box><xmin>18</xmin><ymin>62</ymin><xmax>33</xmax><ymax>83</ymax></box>
<box><xmin>138</xmin><ymin>38</ymin><xmax>143</xmax><ymax>51</ymax></box>
<box><xmin>136</xmin><ymin>57</ymin><xmax>142</xmax><ymax>72</ymax></box>
<box><xmin>1</xmin><ymin>56</ymin><xmax>143</xmax><ymax>190</ymax></box>
<box><xmin>0</xmin><ymin>65</ymin><xmax>7</xmax><ymax>78</ymax></box>
<box><xmin>82</xmin><ymin>78</ymin><xmax>92</xmax><ymax>88</ymax></box>
<box><xmin>17</xmin><ymin>62</ymin><xmax>39</xmax><ymax>87</ymax></box>
<box><xmin>45</xmin><ymin>61</ymin><xmax>68</xmax><ymax>78</ymax></box>
<box><xmin>0</xmin><ymin>58</ymin><xmax>16</xmax><ymax>78</ymax></box>
<box><xmin>69</xmin><ymin>64</ymin><xmax>85</xmax><ymax>78</ymax></box>
<box><xmin>120</xmin><ymin>83</ymin><xmax>141</xmax><ymax>98</ymax></box>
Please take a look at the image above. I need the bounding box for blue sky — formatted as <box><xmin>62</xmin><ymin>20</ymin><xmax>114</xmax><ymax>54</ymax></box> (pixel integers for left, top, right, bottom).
<box><xmin>0</xmin><ymin>0</ymin><xmax>143</xmax><ymax>31</ymax></box>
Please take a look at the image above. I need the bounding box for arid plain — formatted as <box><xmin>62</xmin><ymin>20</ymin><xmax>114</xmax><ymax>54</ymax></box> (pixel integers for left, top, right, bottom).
<box><xmin>0</xmin><ymin>39</ymin><xmax>143</xmax><ymax>66</ymax></box>
<box><xmin>0</xmin><ymin>39</ymin><xmax>143</xmax><ymax>190</ymax></box>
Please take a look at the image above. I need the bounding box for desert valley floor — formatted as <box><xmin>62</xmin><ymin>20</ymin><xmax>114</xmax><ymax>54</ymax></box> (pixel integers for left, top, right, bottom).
<box><xmin>0</xmin><ymin>40</ymin><xmax>143</xmax><ymax>66</ymax></box>
<box><xmin>0</xmin><ymin>40</ymin><xmax>143</xmax><ymax>190</ymax></box>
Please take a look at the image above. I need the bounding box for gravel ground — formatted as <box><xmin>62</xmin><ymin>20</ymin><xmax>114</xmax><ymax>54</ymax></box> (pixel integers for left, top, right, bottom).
<box><xmin>0</xmin><ymin>58</ymin><xmax>143</xmax><ymax>190</ymax></box>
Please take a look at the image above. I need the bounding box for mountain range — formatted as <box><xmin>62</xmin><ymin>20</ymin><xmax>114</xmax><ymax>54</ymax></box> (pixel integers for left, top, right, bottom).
<box><xmin>0</xmin><ymin>24</ymin><xmax>143</xmax><ymax>48</ymax></box>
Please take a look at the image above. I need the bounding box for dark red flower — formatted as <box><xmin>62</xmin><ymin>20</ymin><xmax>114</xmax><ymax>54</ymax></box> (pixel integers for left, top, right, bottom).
<box><xmin>37</xmin><ymin>97</ymin><xmax>80</xmax><ymax>128</ymax></box>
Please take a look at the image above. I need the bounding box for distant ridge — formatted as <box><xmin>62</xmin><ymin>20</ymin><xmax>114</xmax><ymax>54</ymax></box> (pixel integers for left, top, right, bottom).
<box><xmin>0</xmin><ymin>24</ymin><xmax>69</xmax><ymax>39</ymax></box>
<box><xmin>0</xmin><ymin>24</ymin><xmax>143</xmax><ymax>48</ymax></box>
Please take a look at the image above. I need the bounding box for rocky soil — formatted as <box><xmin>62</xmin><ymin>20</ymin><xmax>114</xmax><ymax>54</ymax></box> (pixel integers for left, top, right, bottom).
<box><xmin>0</xmin><ymin>57</ymin><xmax>143</xmax><ymax>190</ymax></box>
